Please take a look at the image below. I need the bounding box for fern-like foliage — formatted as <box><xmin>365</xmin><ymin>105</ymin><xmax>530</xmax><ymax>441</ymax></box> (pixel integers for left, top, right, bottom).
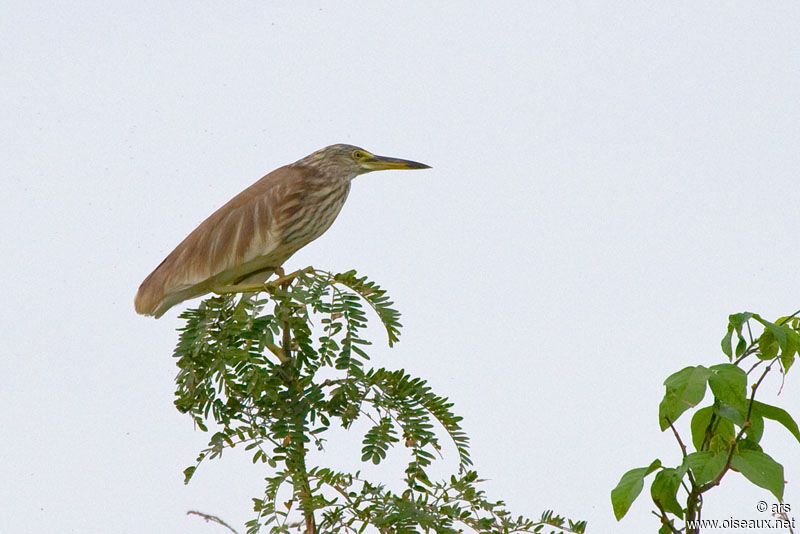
<box><xmin>173</xmin><ymin>268</ymin><xmax>583</xmax><ymax>533</ymax></box>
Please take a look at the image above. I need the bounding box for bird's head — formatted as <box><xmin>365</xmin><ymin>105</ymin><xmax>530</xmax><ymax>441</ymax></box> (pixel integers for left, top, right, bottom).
<box><xmin>301</xmin><ymin>144</ymin><xmax>431</xmax><ymax>179</ymax></box>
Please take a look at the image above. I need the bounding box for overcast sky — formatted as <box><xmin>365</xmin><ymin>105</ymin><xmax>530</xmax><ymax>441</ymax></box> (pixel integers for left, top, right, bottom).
<box><xmin>3</xmin><ymin>2</ymin><xmax>800</xmax><ymax>533</ymax></box>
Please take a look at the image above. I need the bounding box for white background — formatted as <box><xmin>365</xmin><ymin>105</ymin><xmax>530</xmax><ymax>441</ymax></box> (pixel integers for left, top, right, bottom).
<box><xmin>2</xmin><ymin>2</ymin><xmax>799</xmax><ymax>533</ymax></box>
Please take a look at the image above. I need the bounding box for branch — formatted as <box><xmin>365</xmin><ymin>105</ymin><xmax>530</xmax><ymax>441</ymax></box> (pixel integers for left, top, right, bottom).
<box><xmin>666</xmin><ymin>417</ymin><xmax>696</xmax><ymax>488</ymax></box>
<box><xmin>697</xmin><ymin>360</ymin><xmax>774</xmax><ymax>493</ymax></box>
<box><xmin>278</xmin><ymin>301</ymin><xmax>316</xmax><ymax>534</ymax></box>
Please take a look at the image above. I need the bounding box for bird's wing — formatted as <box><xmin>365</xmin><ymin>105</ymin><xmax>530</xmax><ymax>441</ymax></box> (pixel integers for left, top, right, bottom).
<box><xmin>134</xmin><ymin>164</ymin><xmax>313</xmax><ymax>316</ymax></box>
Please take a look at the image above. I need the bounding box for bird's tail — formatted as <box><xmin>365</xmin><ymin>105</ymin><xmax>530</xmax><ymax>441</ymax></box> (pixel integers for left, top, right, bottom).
<box><xmin>134</xmin><ymin>257</ymin><xmax>188</xmax><ymax>318</ymax></box>
<box><xmin>135</xmin><ymin>268</ymin><xmax>208</xmax><ymax>318</ymax></box>
<box><xmin>134</xmin><ymin>269</ymin><xmax>167</xmax><ymax>317</ymax></box>
<box><xmin>135</xmin><ymin>265</ymin><xmax>275</xmax><ymax>318</ymax></box>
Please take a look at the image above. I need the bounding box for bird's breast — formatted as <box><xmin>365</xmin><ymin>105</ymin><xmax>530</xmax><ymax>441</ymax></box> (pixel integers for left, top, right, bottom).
<box><xmin>278</xmin><ymin>181</ymin><xmax>351</xmax><ymax>252</ymax></box>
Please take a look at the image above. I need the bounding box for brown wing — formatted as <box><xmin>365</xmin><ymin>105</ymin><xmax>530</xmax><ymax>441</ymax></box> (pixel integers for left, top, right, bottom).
<box><xmin>134</xmin><ymin>164</ymin><xmax>313</xmax><ymax>317</ymax></box>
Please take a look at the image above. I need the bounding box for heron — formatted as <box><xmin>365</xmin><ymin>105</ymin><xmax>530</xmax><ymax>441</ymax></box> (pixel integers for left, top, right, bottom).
<box><xmin>134</xmin><ymin>144</ymin><xmax>430</xmax><ymax>318</ymax></box>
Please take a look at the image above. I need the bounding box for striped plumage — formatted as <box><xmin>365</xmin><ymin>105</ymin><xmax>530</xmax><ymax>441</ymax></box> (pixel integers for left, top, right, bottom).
<box><xmin>135</xmin><ymin>144</ymin><xmax>429</xmax><ymax>318</ymax></box>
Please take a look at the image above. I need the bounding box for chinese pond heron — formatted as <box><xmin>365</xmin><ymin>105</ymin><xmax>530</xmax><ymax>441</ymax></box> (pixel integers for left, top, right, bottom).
<box><xmin>135</xmin><ymin>144</ymin><xmax>430</xmax><ymax>318</ymax></box>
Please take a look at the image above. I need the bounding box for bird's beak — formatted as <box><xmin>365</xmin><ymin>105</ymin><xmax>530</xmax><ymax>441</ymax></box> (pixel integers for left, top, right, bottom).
<box><xmin>362</xmin><ymin>154</ymin><xmax>431</xmax><ymax>171</ymax></box>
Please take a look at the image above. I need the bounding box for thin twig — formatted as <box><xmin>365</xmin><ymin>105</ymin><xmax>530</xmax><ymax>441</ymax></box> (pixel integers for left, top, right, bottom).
<box><xmin>187</xmin><ymin>510</ymin><xmax>239</xmax><ymax>534</ymax></box>
<box><xmin>778</xmin><ymin>308</ymin><xmax>800</xmax><ymax>325</ymax></box>
<box><xmin>667</xmin><ymin>419</ymin><xmax>688</xmax><ymax>458</ymax></box>
<box><xmin>747</xmin><ymin>358</ymin><xmax>765</xmax><ymax>376</ymax></box>
<box><xmin>775</xmin><ymin>510</ymin><xmax>796</xmax><ymax>534</ymax></box>
<box><xmin>651</xmin><ymin>506</ymin><xmax>680</xmax><ymax>534</ymax></box>
<box><xmin>666</xmin><ymin>417</ymin><xmax>699</xmax><ymax>491</ymax></box>
<box><xmin>734</xmin><ymin>345</ymin><xmax>759</xmax><ymax>366</ymax></box>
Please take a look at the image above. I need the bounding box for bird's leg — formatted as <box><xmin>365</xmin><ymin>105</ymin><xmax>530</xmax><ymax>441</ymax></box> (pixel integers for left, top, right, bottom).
<box><xmin>210</xmin><ymin>267</ymin><xmax>314</xmax><ymax>296</ymax></box>
<box><xmin>211</xmin><ymin>283</ymin><xmax>270</xmax><ymax>295</ymax></box>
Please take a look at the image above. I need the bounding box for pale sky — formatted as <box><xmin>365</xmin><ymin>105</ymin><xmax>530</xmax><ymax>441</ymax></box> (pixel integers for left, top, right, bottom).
<box><xmin>3</xmin><ymin>2</ymin><xmax>800</xmax><ymax>533</ymax></box>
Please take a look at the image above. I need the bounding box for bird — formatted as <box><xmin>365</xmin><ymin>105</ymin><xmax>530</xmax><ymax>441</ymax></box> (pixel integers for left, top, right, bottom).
<box><xmin>134</xmin><ymin>144</ymin><xmax>430</xmax><ymax>318</ymax></box>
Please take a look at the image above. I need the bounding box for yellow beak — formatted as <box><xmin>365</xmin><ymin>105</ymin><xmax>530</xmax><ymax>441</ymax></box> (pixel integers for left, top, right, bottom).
<box><xmin>362</xmin><ymin>154</ymin><xmax>431</xmax><ymax>171</ymax></box>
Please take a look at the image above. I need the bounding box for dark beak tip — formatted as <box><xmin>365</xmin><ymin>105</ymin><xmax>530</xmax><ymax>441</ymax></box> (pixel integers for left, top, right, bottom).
<box><xmin>372</xmin><ymin>155</ymin><xmax>431</xmax><ymax>170</ymax></box>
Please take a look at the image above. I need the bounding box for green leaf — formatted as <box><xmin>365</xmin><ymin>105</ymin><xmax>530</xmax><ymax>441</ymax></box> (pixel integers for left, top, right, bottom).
<box><xmin>729</xmin><ymin>312</ymin><xmax>754</xmax><ymax>330</ymax></box>
<box><xmin>361</xmin><ymin>416</ymin><xmax>399</xmax><ymax>464</ymax></box>
<box><xmin>650</xmin><ymin>468</ymin><xmax>683</xmax><ymax>518</ymax></box>
<box><xmin>708</xmin><ymin>364</ymin><xmax>747</xmax><ymax>411</ymax></box>
<box><xmin>689</xmin><ymin>405</ymin><xmax>734</xmax><ymax>451</ymax></box>
<box><xmin>747</xmin><ymin>413</ymin><xmax>765</xmax><ymax>443</ymax></box>
<box><xmin>735</xmin><ymin>337</ymin><xmax>747</xmax><ymax>358</ymax></box>
<box><xmin>366</xmin><ymin>367</ymin><xmax>473</xmax><ymax>470</ymax></box>
<box><xmin>752</xmin><ymin>401</ymin><xmax>800</xmax><ymax>444</ymax></box>
<box><xmin>659</xmin><ymin>366</ymin><xmax>710</xmax><ymax>430</ymax></box>
<box><xmin>611</xmin><ymin>459</ymin><xmax>661</xmax><ymax>520</ymax></box>
<box><xmin>755</xmin><ymin>316</ymin><xmax>789</xmax><ymax>353</ymax></box>
<box><xmin>714</xmin><ymin>401</ymin><xmax>745</xmax><ymax>427</ymax></box>
<box><xmin>780</xmin><ymin>346</ymin><xmax>796</xmax><ymax>372</ymax></box>
<box><xmin>685</xmin><ymin>451</ymin><xmax>727</xmax><ymax>486</ymax></box>
<box><xmin>731</xmin><ymin>450</ymin><xmax>784</xmax><ymax>500</ymax></box>
<box><xmin>691</xmin><ymin>406</ymin><xmax>716</xmax><ymax>451</ymax></box>
<box><xmin>737</xmin><ymin>437</ymin><xmax>763</xmax><ymax>452</ymax></box>
<box><xmin>708</xmin><ymin>434</ymin><xmax>731</xmax><ymax>453</ymax></box>
<box><xmin>779</xmin><ymin>325</ymin><xmax>798</xmax><ymax>371</ymax></box>
<box><xmin>723</xmin><ymin>313</ymin><xmax>753</xmax><ymax>359</ymax></box>
<box><xmin>758</xmin><ymin>328</ymin><xmax>779</xmax><ymax>361</ymax></box>
<box><xmin>332</xmin><ymin>270</ymin><xmax>403</xmax><ymax>347</ymax></box>
<box><xmin>183</xmin><ymin>466</ymin><xmax>196</xmax><ymax>485</ymax></box>
<box><xmin>783</xmin><ymin>324</ymin><xmax>800</xmax><ymax>349</ymax></box>
<box><xmin>721</xmin><ymin>326</ymin><xmax>734</xmax><ymax>358</ymax></box>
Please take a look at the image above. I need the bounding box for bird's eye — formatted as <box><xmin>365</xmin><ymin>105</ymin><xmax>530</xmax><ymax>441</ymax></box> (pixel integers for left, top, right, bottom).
<box><xmin>353</xmin><ymin>151</ymin><xmax>364</xmax><ymax>160</ymax></box>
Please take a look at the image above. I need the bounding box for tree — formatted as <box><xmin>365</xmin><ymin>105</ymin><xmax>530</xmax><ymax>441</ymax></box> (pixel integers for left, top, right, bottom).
<box><xmin>612</xmin><ymin>311</ymin><xmax>800</xmax><ymax>534</ymax></box>
<box><xmin>172</xmin><ymin>267</ymin><xmax>585</xmax><ymax>534</ymax></box>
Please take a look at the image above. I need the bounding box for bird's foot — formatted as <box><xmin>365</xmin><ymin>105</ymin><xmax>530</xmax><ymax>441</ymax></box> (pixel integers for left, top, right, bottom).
<box><xmin>210</xmin><ymin>267</ymin><xmax>315</xmax><ymax>295</ymax></box>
